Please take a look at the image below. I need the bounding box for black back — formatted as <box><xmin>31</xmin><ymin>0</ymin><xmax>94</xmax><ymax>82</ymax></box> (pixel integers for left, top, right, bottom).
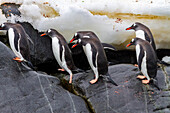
<box><xmin>134</xmin><ymin>22</ymin><xmax>156</xmax><ymax>51</ymax></box>
<box><xmin>136</xmin><ymin>38</ymin><xmax>157</xmax><ymax>78</ymax></box>
<box><xmin>48</xmin><ymin>29</ymin><xmax>77</xmax><ymax>70</ymax></box>
<box><xmin>79</xmin><ymin>38</ymin><xmax>108</xmax><ymax>75</ymax></box>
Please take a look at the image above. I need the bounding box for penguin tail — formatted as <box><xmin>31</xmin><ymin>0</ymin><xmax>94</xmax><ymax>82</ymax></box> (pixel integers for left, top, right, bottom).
<box><xmin>72</xmin><ymin>68</ymin><xmax>84</xmax><ymax>73</ymax></box>
<box><xmin>24</xmin><ymin>61</ymin><xmax>36</xmax><ymax>71</ymax></box>
<box><xmin>157</xmin><ymin>59</ymin><xmax>170</xmax><ymax>66</ymax></box>
<box><xmin>150</xmin><ymin>78</ymin><xmax>160</xmax><ymax>90</ymax></box>
<box><xmin>106</xmin><ymin>73</ymin><xmax>118</xmax><ymax>86</ymax></box>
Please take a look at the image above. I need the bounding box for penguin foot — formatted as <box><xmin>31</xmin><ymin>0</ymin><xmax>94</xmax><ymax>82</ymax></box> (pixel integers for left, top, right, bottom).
<box><xmin>13</xmin><ymin>57</ymin><xmax>22</xmax><ymax>62</ymax></box>
<box><xmin>134</xmin><ymin>64</ymin><xmax>138</xmax><ymax>67</ymax></box>
<box><xmin>90</xmin><ymin>78</ymin><xmax>98</xmax><ymax>84</ymax></box>
<box><xmin>142</xmin><ymin>80</ymin><xmax>150</xmax><ymax>84</ymax></box>
<box><xmin>58</xmin><ymin>68</ymin><xmax>65</xmax><ymax>71</ymax></box>
<box><xmin>137</xmin><ymin>75</ymin><xmax>146</xmax><ymax>79</ymax></box>
<box><xmin>69</xmin><ymin>74</ymin><xmax>73</xmax><ymax>84</ymax></box>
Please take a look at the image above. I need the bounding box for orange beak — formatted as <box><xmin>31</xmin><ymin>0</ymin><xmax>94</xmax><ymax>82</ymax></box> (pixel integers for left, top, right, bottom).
<box><xmin>126</xmin><ymin>27</ymin><xmax>132</xmax><ymax>30</ymax></box>
<box><xmin>126</xmin><ymin>43</ymin><xmax>132</xmax><ymax>47</ymax></box>
<box><xmin>72</xmin><ymin>44</ymin><xmax>78</xmax><ymax>48</ymax></box>
<box><xmin>40</xmin><ymin>33</ymin><xmax>46</xmax><ymax>37</ymax></box>
<box><xmin>70</xmin><ymin>38</ymin><xmax>75</xmax><ymax>43</ymax></box>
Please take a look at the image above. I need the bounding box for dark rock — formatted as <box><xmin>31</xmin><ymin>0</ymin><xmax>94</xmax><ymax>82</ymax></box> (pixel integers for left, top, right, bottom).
<box><xmin>0</xmin><ymin>41</ymin><xmax>89</xmax><ymax>113</ymax></box>
<box><xmin>0</xmin><ymin>3</ymin><xmax>21</xmax><ymax>17</ymax></box>
<box><xmin>63</xmin><ymin>64</ymin><xmax>170</xmax><ymax>113</ymax></box>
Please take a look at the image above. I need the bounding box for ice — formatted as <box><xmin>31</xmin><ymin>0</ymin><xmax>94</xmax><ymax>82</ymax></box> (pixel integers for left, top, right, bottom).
<box><xmin>0</xmin><ymin>0</ymin><xmax>170</xmax><ymax>49</ymax></box>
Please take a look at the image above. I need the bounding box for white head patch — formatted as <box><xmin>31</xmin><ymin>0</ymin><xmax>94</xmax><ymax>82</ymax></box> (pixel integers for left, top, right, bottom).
<box><xmin>83</xmin><ymin>35</ymin><xmax>90</xmax><ymax>38</ymax></box>
<box><xmin>78</xmin><ymin>39</ymin><xmax>81</xmax><ymax>43</ymax></box>
<box><xmin>131</xmin><ymin>38</ymin><xmax>135</xmax><ymax>42</ymax></box>
<box><xmin>48</xmin><ymin>29</ymin><xmax>51</xmax><ymax>33</ymax></box>
<box><xmin>1</xmin><ymin>23</ymin><xmax>5</xmax><ymax>27</ymax></box>
<box><xmin>74</xmin><ymin>33</ymin><xmax>77</xmax><ymax>37</ymax></box>
<box><xmin>133</xmin><ymin>23</ymin><xmax>136</xmax><ymax>27</ymax></box>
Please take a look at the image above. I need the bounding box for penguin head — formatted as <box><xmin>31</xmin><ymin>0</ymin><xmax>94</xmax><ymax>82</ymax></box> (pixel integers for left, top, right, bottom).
<box><xmin>0</xmin><ymin>23</ymin><xmax>11</xmax><ymax>30</ymax></box>
<box><xmin>41</xmin><ymin>29</ymin><xmax>57</xmax><ymax>38</ymax></box>
<box><xmin>71</xmin><ymin>38</ymin><xmax>82</xmax><ymax>48</ymax></box>
<box><xmin>126</xmin><ymin>22</ymin><xmax>143</xmax><ymax>31</ymax></box>
<box><xmin>70</xmin><ymin>32</ymin><xmax>81</xmax><ymax>43</ymax></box>
<box><xmin>126</xmin><ymin>38</ymin><xmax>138</xmax><ymax>47</ymax></box>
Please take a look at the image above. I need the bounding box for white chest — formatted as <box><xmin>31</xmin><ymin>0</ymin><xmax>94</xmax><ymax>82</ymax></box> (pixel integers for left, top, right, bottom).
<box><xmin>136</xmin><ymin>30</ymin><xmax>145</xmax><ymax>40</ymax></box>
<box><xmin>136</xmin><ymin>44</ymin><xmax>140</xmax><ymax>62</ymax></box>
<box><xmin>52</xmin><ymin>38</ymin><xmax>62</xmax><ymax>63</ymax></box>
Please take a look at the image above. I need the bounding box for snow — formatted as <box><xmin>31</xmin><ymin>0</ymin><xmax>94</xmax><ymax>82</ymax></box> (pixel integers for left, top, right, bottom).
<box><xmin>0</xmin><ymin>0</ymin><xmax>170</xmax><ymax>49</ymax></box>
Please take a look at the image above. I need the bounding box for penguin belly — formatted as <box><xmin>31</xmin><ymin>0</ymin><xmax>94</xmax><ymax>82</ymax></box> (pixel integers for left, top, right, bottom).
<box><xmin>8</xmin><ymin>28</ymin><xmax>25</xmax><ymax>61</ymax></box>
<box><xmin>140</xmin><ymin>51</ymin><xmax>150</xmax><ymax>81</ymax></box>
<box><xmin>82</xmin><ymin>44</ymin><xmax>98</xmax><ymax>76</ymax></box>
<box><xmin>135</xmin><ymin>30</ymin><xmax>145</xmax><ymax>41</ymax></box>
<box><xmin>52</xmin><ymin>38</ymin><xmax>72</xmax><ymax>74</ymax></box>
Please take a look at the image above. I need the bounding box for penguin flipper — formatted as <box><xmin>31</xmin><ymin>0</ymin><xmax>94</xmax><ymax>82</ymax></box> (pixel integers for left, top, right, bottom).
<box><xmin>102</xmin><ymin>43</ymin><xmax>116</xmax><ymax>51</ymax></box>
<box><xmin>105</xmin><ymin>73</ymin><xmax>118</xmax><ymax>86</ymax></box>
<box><xmin>26</xmin><ymin>34</ymin><xmax>34</xmax><ymax>45</ymax></box>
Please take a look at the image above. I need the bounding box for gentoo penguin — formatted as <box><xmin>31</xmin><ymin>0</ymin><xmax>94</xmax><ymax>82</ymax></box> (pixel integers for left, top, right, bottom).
<box><xmin>72</xmin><ymin>37</ymin><xmax>118</xmax><ymax>86</ymax></box>
<box><xmin>41</xmin><ymin>29</ymin><xmax>78</xmax><ymax>83</ymax></box>
<box><xmin>126</xmin><ymin>22</ymin><xmax>156</xmax><ymax>51</ymax></box>
<box><xmin>70</xmin><ymin>31</ymin><xmax>116</xmax><ymax>51</ymax></box>
<box><xmin>126</xmin><ymin>38</ymin><xmax>157</xmax><ymax>84</ymax></box>
<box><xmin>0</xmin><ymin>22</ymin><xmax>33</xmax><ymax>68</ymax></box>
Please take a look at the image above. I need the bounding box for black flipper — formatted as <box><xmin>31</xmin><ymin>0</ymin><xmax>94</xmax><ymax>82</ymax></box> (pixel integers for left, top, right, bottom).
<box><xmin>106</xmin><ymin>73</ymin><xmax>118</xmax><ymax>86</ymax></box>
<box><xmin>102</xmin><ymin>43</ymin><xmax>116</xmax><ymax>51</ymax></box>
<box><xmin>150</xmin><ymin>78</ymin><xmax>160</xmax><ymax>90</ymax></box>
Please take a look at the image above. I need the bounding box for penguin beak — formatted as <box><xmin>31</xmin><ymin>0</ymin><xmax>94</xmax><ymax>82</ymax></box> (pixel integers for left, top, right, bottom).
<box><xmin>70</xmin><ymin>38</ymin><xmax>75</xmax><ymax>43</ymax></box>
<box><xmin>72</xmin><ymin>44</ymin><xmax>78</xmax><ymax>48</ymax></box>
<box><xmin>40</xmin><ymin>33</ymin><xmax>46</xmax><ymax>37</ymax></box>
<box><xmin>126</xmin><ymin>27</ymin><xmax>132</xmax><ymax>30</ymax></box>
<box><xmin>126</xmin><ymin>43</ymin><xmax>132</xmax><ymax>47</ymax></box>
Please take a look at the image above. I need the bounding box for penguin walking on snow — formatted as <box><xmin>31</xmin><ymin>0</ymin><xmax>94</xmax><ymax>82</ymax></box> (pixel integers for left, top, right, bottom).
<box><xmin>126</xmin><ymin>22</ymin><xmax>156</xmax><ymax>51</ymax></box>
<box><xmin>41</xmin><ymin>29</ymin><xmax>79</xmax><ymax>83</ymax></box>
<box><xmin>126</xmin><ymin>38</ymin><xmax>158</xmax><ymax>85</ymax></box>
<box><xmin>72</xmin><ymin>37</ymin><xmax>118</xmax><ymax>86</ymax></box>
<box><xmin>0</xmin><ymin>22</ymin><xmax>34</xmax><ymax>69</ymax></box>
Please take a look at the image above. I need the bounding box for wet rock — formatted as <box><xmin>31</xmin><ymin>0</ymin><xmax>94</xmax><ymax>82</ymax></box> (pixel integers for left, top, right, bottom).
<box><xmin>0</xmin><ymin>41</ymin><xmax>89</xmax><ymax>113</ymax></box>
<box><xmin>63</xmin><ymin>64</ymin><xmax>170</xmax><ymax>113</ymax></box>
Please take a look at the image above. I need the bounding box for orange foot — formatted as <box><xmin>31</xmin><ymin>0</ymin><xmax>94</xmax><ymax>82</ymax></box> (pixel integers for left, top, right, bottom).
<box><xmin>58</xmin><ymin>68</ymin><xmax>65</xmax><ymax>71</ymax></box>
<box><xmin>134</xmin><ymin>64</ymin><xmax>138</xmax><ymax>67</ymax></box>
<box><xmin>142</xmin><ymin>80</ymin><xmax>150</xmax><ymax>84</ymax></box>
<box><xmin>69</xmin><ymin>74</ymin><xmax>73</xmax><ymax>84</ymax></box>
<box><xmin>13</xmin><ymin>57</ymin><xmax>22</xmax><ymax>62</ymax></box>
<box><xmin>137</xmin><ymin>75</ymin><xmax>146</xmax><ymax>79</ymax></box>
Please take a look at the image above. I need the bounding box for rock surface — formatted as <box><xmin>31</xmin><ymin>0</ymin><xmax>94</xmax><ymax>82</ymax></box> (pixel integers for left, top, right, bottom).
<box><xmin>0</xmin><ymin>41</ymin><xmax>89</xmax><ymax>113</ymax></box>
<box><xmin>63</xmin><ymin>64</ymin><xmax>170</xmax><ymax>113</ymax></box>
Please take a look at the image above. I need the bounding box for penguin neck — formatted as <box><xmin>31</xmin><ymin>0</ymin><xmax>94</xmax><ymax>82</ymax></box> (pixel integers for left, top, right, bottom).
<box><xmin>135</xmin><ymin>30</ymin><xmax>145</xmax><ymax>40</ymax></box>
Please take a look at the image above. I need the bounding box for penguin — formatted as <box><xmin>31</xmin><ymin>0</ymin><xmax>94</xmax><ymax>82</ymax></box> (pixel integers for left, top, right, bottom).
<box><xmin>0</xmin><ymin>22</ymin><xmax>34</xmax><ymax>69</ymax></box>
<box><xmin>70</xmin><ymin>31</ymin><xmax>116</xmax><ymax>51</ymax></box>
<box><xmin>41</xmin><ymin>29</ymin><xmax>79</xmax><ymax>83</ymax></box>
<box><xmin>126</xmin><ymin>38</ymin><xmax>157</xmax><ymax>84</ymax></box>
<box><xmin>72</xmin><ymin>37</ymin><xmax>118</xmax><ymax>86</ymax></box>
<box><xmin>126</xmin><ymin>22</ymin><xmax>156</xmax><ymax>51</ymax></box>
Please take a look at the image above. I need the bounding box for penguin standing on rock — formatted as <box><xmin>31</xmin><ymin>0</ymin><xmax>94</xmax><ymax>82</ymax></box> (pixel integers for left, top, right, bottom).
<box><xmin>0</xmin><ymin>22</ymin><xmax>34</xmax><ymax>69</ymax></box>
<box><xmin>72</xmin><ymin>37</ymin><xmax>118</xmax><ymax>86</ymax></box>
<box><xmin>70</xmin><ymin>31</ymin><xmax>116</xmax><ymax>51</ymax></box>
<box><xmin>126</xmin><ymin>22</ymin><xmax>156</xmax><ymax>51</ymax></box>
<box><xmin>41</xmin><ymin>29</ymin><xmax>79</xmax><ymax>83</ymax></box>
<box><xmin>126</xmin><ymin>38</ymin><xmax>157</xmax><ymax>85</ymax></box>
